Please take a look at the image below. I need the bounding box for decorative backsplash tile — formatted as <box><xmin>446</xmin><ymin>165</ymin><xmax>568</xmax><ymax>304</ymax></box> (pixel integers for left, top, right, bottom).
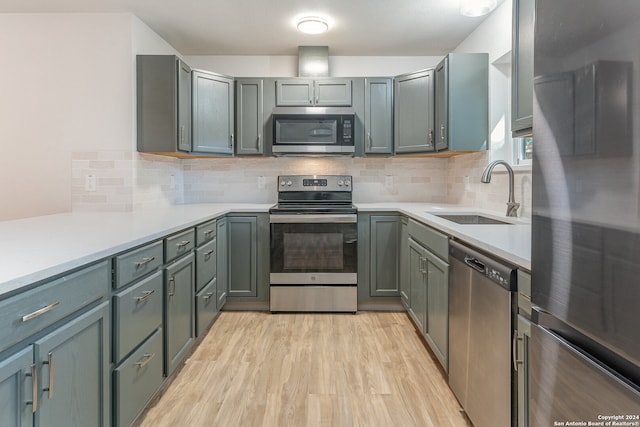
<box><xmin>71</xmin><ymin>150</ymin><xmax>531</xmax><ymax>218</ymax></box>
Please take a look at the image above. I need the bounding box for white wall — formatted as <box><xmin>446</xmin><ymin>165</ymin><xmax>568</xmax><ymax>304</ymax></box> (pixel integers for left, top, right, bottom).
<box><xmin>185</xmin><ymin>55</ymin><xmax>442</xmax><ymax>77</ymax></box>
<box><xmin>0</xmin><ymin>14</ymin><xmax>134</xmax><ymax>220</ymax></box>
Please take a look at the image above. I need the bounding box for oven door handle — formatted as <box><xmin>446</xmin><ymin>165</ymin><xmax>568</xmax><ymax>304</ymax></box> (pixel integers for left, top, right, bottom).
<box><xmin>269</xmin><ymin>214</ymin><xmax>358</xmax><ymax>223</ymax></box>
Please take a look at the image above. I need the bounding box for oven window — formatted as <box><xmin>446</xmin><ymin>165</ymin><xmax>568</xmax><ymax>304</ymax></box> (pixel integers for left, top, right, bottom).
<box><xmin>283</xmin><ymin>232</ymin><xmax>344</xmax><ymax>270</ymax></box>
<box><xmin>270</xmin><ymin>222</ymin><xmax>357</xmax><ymax>273</ymax></box>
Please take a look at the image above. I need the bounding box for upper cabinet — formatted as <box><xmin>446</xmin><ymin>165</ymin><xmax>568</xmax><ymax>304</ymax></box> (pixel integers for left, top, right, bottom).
<box><xmin>511</xmin><ymin>0</ymin><xmax>534</xmax><ymax>136</ymax></box>
<box><xmin>394</xmin><ymin>69</ymin><xmax>435</xmax><ymax>154</ymax></box>
<box><xmin>276</xmin><ymin>78</ymin><xmax>353</xmax><ymax>106</ymax></box>
<box><xmin>434</xmin><ymin>53</ymin><xmax>489</xmax><ymax>152</ymax></box>
<box><xmin>192</xmin><ymin>70</ymin><xmax>234</xmax><ymax>155</ymax></box>
<box><xmin>235</xmin><ymin>78</ymin><xmax>264</xmax><ymax>155</ymax></box>
<box><xmin>364</xmin><ymin>78</ymin><xmax>394</xmax><ymax>155</ymax></box>
<box><xmin>137</xmin><ymin>55</ymin><xmax>192</xmax><ymax>155</ymax></box>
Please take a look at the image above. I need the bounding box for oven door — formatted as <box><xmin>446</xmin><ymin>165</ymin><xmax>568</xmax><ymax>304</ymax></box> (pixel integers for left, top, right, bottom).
<box><xmin>270</xmin><ymin>214</ymin><xmax>357</xmax><ymax>284</ymax></box>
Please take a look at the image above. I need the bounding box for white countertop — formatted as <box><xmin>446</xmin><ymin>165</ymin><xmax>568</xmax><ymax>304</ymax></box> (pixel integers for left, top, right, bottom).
<box><xmin>0</xmin><ymin>202</ymin><xmax>531</xmax><ymax>299</ymax></box>
<box><xmin>356</xmin><ymin>203</ymin><xmax>531</xmax><ymax>270</ymax></box>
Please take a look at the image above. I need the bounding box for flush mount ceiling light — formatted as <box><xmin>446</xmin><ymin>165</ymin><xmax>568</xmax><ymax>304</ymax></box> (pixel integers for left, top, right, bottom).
<box><xmin>460</xmin><ymin>0</ymin><xmax>497</xmax><ymax>17</ymax></box>
<box><xmin>297</xmin><ymin>16</ymin><xmax>329</xmax><ymax>34</ymax></box>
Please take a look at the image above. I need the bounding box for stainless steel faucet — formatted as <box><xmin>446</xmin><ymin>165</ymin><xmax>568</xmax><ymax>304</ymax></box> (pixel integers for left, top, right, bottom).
<box><xmin>481</xmin><ymin>160</ymin><xmax>520</xmax><ymax>217</ymax></box>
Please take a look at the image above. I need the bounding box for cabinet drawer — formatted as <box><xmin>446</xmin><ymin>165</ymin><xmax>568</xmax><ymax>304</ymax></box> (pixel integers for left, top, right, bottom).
<box><xmin>114</xmin><ymin>241</ymin><xmax>163</xmax><ymax>289</ymax></box>
<box><xmin>196</xmin><ymin>239</ymin><xmax>217</xmax><ymax>292</ymax></box>
<box><xmin>165</xmin><ymin>228</ymin><xmax>195</xmax><ymax>263</ymax></box>
<box><xmin>114</xmin><ymin>328</ymin><xmax>164</xmax><ymax>427</ymax></box>
<box><xmin>408</xmin><ymin>219</ymin><xmax>449</xmax><ymax>260</ymax></box>
<box><xmin>196</xmin><ymin>218</ymin><xmax>217</xmax><ymax>246</ymax></box>
<box><xmin>0</xmin><ymin>261</ymin><xmax>109</xmax><ymax>354</ymax></box>
<box><xmin>196</xmin><ymin>279</ymin><xmax>218</xmax><ymax>337</ymax></box>
<box><xmin>113</xmin><ymin>271</ymin><xmax>163</xmax><ymax>362</ymax></box>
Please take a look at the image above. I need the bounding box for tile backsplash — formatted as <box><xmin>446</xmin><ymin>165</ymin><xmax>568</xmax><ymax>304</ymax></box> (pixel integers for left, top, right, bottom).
<box><xmin>72</xmin><ymin>151</ymin><xmax>532</xmax><ymax>218</ymax></box>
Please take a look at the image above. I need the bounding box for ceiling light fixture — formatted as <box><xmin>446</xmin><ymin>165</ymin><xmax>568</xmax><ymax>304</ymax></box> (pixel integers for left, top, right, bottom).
<box><xmin>460</xmin><ymin>0</ymin><xmax>497</xmax><ymax>17</ymax></box>
<box><xmin>297</xmin><ymin>16</ymin><xmax>329</xmax><ymax>34</ymax></box>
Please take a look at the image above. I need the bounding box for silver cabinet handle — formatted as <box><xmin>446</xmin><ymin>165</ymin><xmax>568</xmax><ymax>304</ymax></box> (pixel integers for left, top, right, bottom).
<box><xmin>176</xmin><ymin>240</ymin><xmax>191</xmax><ymax>248</ymax></box>
<box><xmin>229</xmin><ymin>133</ymin><xmax>234</xmax><ymax>148</ymax></box>
<box><xmin>203</xmin><ymin>292</ymin><xmax>215</xmax><ymax>301</ymax></box>
<box><xmin>512</xmin><ymin>332</ymin><xmax>518</xmax><ymax>372</ymax></box>
<box><xmin>135</xmin><ymin>290</ymin><xmax>155</xmax><ymax>304</ymax></box>
<box><xmin>168</xmin><ymin>277</ymin><xmax>175</xmax><ymax>297</ymax></box>
<box><xmin>135</xmin><ymin>353</ymin><xmax>156</xmax><ymax>369</ymax></box>
<box><xmin>309</xmin><ymin>99</ymin><xmax>313</xmax><ymax>105</ymax></box>
<box><xmin>428</xmin><ymin>129</ymin><xmax>434</xmax><ymax>144</ymax></box>
<box><xmin>203</xmin><ymin>229</ymin><xmax>214</xmax><ymax>237</ymax></box>
<box><xmin>180</xmin><ymin>125</ymin><xmax>185</xmax><ymax>144</ymax></box>
<box><xmin>368</xmin><ymin>132</ymin><xmax>372</xmax><ymax>150</ymax></box>
<box><xmin>43</xmin><ymin>352</ymin><xmax>53</xmax><ymax>399</ymax></box>
<box><xmin>257</xmin><ymin>135</ymin><xmax>262</xmax><ymax>150</ymax></box>
<box><xmin>135</xmin><ymin>256</ymin><xmax>155</xmax><ymax>268</ymax></box>
<box><xmin>26</xmin><ymin>364</ymin><xmax>37</xmax><ymax>413</ymax></box>
<box><xmin>22</xmin><ymin>301</ymin><xmax>60</xmax><ymax>322</ymax></box>
<box><xmin>440</xmin><ymin>124</ymin><xmax>445</xmax><ymax>141</ymax></box>
<box><xmin>205</xmin><ymin>249</ymin><xmax>215</xmax><ymax>258</ymax></box>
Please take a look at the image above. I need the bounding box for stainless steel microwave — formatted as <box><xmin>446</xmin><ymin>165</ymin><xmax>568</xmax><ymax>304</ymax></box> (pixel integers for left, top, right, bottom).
<box><xmin>272</xmin><ymin>112</ymin><xmax>355</xmax><ymax>155</ymax></box>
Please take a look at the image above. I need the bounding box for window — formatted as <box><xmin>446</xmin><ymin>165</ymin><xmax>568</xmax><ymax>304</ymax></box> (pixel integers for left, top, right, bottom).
<box><xmin>515</xmin><ymin>137</ymin><xmax>533</xmax><ymax>166</ymax></box>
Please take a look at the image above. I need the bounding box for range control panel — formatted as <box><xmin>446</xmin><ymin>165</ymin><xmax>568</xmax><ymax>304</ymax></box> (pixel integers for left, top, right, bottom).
<box><xmin>278</xmin><ymin>175</ymin><xmax>352</xmax><ymax>192</ymax></box>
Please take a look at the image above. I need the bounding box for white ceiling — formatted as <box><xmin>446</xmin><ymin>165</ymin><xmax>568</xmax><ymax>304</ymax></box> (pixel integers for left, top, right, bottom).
<box><xmin>0</xmin><ymin>0</ymin><xmax>505</xmax><ymax>56</ymax></box>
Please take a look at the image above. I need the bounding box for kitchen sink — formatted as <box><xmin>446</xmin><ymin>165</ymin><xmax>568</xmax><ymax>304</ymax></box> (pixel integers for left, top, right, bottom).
<box><xmin>432</xmin><ymin>213</ymin><xmax>513</xmax><ymax>225</ymax></box>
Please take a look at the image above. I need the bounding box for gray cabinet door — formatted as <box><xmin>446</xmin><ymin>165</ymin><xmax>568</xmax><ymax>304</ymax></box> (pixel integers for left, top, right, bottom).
<box><xmin>369</xmin><ymin>216</ymin><xmax>400</xmax><ymax>297</ymax></box>
<box><xmin>435</xmin><ymin>53</ymin><xmax>489</xmax><ymax>152</ymax></box>
<box><xmin>425</xmin><ymin>249</ymin><xmax>449</xmax><ymax>371</ymax></box>
<box><xmin>177</xmin><ymin>59</ymin><xmax>192</xmax><ymax>152</ymax></box>
<box><xmin>517</xmin><ymin>314</ymin><xmax>531</xmax><ymax>427</ymax></box>
<box><xmin>192</xmin><ymin>70</ymin><xmax>234</xmax><ymax>155</ymax></box>
<box><xmin>408</xmin><ymin>238</ymin><xmax>427</xmax><ymax>332</ymax></box>
<box><xmin>34</xmin><ymin>302</ymin><xmax>110</xmax><ymax>427</ymax></box>
<box><xmin>235</xmin><ymin>79</ymin><xmax>264</xmax><ymax>155</ymax></box>
<box><xmin>364</xmin><ymin>78</ymin><xmax>393</xmax><ymax>155</ymax></box>
<box><xmin>0</xmin><ymin>346</ymin><xmax>33</xmax><ymax>427</ymax></box>
<box><xmin>399</xmin><ymin>217</ymin><xmax>410</xmax><ymax>307</ymax></box>
<box><xmin>164</xmin><ymin>253</ymin><xmax>194</xmax><ymax>376</ymax></box>
<box><xmin>394</xmin><ymin>70</ymin><xmax>435</xmax><ymax>153</ymax></box>
<box><xmin>216</xmin><ymin>218</ymin><xmax>228</xmax><ymax>309</ymax></box>
<box><xmin>434</xmin><ymin>58</ymin><xmax>449</xmax><ymax>152</ymax></box>
<box><xmin>276</xmin><ymin>79</ymin><xmax>314</xmax><ymax>106</ymax></box>
<box><xmin>228</xmin><ymin>216</ymin><xmax>258</xmax><ymax>297</ymax></box>
<box><xmin>315</xmin><ymin>79</ymin><xmax>352</xmax><ymax>106</ymax></box>
<box><xmin>512</xmin><ymin>0</ymin><xmax>534</xmax><ymax>136</ymax></box>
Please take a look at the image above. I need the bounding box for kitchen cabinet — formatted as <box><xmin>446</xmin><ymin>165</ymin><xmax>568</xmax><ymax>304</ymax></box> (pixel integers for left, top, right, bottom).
<box><xmin>226</xmin><ymin>214</ymin><xmax>270</xmax><ymax>308</ymax></box>
<box><xmin>137</xmin><ymin>55</ymin><xmax>192</xmax><ymax>154</ymax></box>
<box><xmin>235</xmin><ymin>78</ymin><xmax>264</xmax><ymax>155</ymax></box>
<box><xmin>399</xmin><ymin>217</ymin><xmax>410</xmax><ymax>308</ymax></box>
<box><xmin>364</xmin><ymin>78</ymin><xmax>394</xmax><ymax>155</ymax></box>
<box><xmin>164</xmin><ymin>252</ymin><xmax>194</xmax><ymax>376</ymax></box>
<box><xmin>434</xmin><ymin>53</ymin><xmax>488</xmax><ymax>152</ymax></box>
<box><xmin>192</xmin><ymin>70</ymin><xmax>234</xmax><ymax>155</ymax></box>
<box><xmin>511</xmin><ymin>0</ymin><xmax>534</xmax><ymax>136</ymax></box>
<box><xmin>216</xmin><ymin>217</ymin><xmax>228</xmax><ymax>309</ymax></box>
<box><xmin>394</xmin><ymin>69</ymin><xmax>435</xmax><ymax>154</ymax></box>
<box><xmin>35</xmin><ymin>302</ymin><xmax>110</xmax><ymax>427</ymax></box>
<box><xmin>276</xmin><ymin>78</ymin><xmax>353</xmax><ymax>106</ymax></box>
<box><xmin>406</xmin><ymin>219</ymin><xmax>449</xmax><ymax>371</ymax></box>
<box><xmin>0</xmin><ymin>346</ymin><xmax>32</xmax><ymax>427</ymax></box>
<box><xmin>368</xmin><ymin>215</ymin><xmax>401</xmax><ymax>297</ymax></box>
<box><xmin>195</xmin><ymin>218</ymin><xmax>218</xmax><ymax>337</ymax></box>
<box><xmin>516</xmin><ymin>269</ymin><xmax>532</xmax><ymax>427</ymax></box>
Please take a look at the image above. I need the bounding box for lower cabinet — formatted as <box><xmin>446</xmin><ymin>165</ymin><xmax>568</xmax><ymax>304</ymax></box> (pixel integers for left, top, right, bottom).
<box><xmin>216</xmin><ymin>217</ymin><xmax>228</xmax><ymax>309</ymax></box>
<box><xmin>0</xmin><ymin>346</ymin><xmax>35</xmax><ymax>427</ymax></box>
<box><xmin>516</xmin><ymin>314</ymin><xmax>531</xmax><ymax>427</ymax></box>
<box><xmin>196</xmin><ymin>279</ymin><xmax>218</xmax><ymax>336</ymax></box>
<box><xmin>406</xmin><ymin>221</ymin><xmax>449</xmax><ymax>372</ymax></box>
<box><xmin>164</xmin><ymin>253</ymin><xmax>195</xmax><ymax>376</ymax></box>
<box><xmin>113</xmin><ymin>328</ymin><xmax>163</xmax><ymax>427</ymax></box>
<box><xmin>35</xmin><ymin>302</ymin><xmax>110</xmax><ymax>427</ymax></box>
<box><xmin>369</xmin><ymin>215</ymin><xmax>401</xmax><ymax>297</ymax></box>
<box><xmin>399</xmin><ymin>217</ymin><xmax>410</xmax><ymax>307</ymax></box>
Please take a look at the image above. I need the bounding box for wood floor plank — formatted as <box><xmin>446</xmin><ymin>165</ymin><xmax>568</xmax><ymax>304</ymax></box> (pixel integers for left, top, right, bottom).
<box><xmin>138</xmin><ymin>311</ymin><xmax>470</xmax><ymax>427</ymax></box>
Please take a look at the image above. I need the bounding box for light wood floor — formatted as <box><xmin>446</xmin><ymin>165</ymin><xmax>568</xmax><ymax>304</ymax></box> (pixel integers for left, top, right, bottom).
<box><xmin>138</xmin><ymin>311</ymin><xmax>471</xmax><ymax>427</ymax></box>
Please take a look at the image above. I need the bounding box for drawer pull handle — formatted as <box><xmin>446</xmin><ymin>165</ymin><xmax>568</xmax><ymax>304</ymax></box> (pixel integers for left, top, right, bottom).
<box><xmin>135</xmin><ymin>353</ymin><xmax>156</xmax><ymax>369</ymax></box>
<box><xmin>176</xmin><ymin>240</ymin><xmax>191</xmax><ymax>248</ymax></box>
<box><xmin>205</xmin><ymin>249</ymin><xmax>215</xmax><ymax>257</ymax></box>
<box><xmin>43</xmin><ymin>352</ymin><xmax>53</xmax><ymax>399</ymax></box>
<box><xmin>203</xmin><ymin>229</ymin><xmax>214</xmax><ymax>236</ymax></box>
<box><xmin>22</xmin><ymin>301</ymin><xmax>60</xmax><ymax>322</ymax></box>
<box><xmin>135</xmin><ymin>257</ymin><xmax>155</xmax><ymax>268</ymax></box>
<box><xmin>203</xmin><ymin>292</ymin><xmax>214</xmax><ymax>301</ymax></box>
<box><xmin>168</xmin><ymin>277</ymin><xmax>175</xmax><ymax>297</ymax></box>
<box><xmin>135</xmin><ymin>290</ymin><xmax>155</xmax><ymax>304</ymax></box>
<box><xmin>26</xmin><ymin>364</ymin><xmax>37</xmax><ymax>412</ymax></box>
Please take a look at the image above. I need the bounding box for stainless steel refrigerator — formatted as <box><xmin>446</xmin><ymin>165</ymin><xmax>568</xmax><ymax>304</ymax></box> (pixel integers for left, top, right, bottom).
<box><xmin>532</xmin><ymin>0</ymin><xmax>640</xmax><ymax>423</ymax></box>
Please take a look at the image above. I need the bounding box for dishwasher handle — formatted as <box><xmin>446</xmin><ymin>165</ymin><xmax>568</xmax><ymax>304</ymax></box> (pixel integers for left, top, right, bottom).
<box><xmin>464</xmin><ymin>255</ymin><xmax>486</xmax><ymax>273</ymax></box>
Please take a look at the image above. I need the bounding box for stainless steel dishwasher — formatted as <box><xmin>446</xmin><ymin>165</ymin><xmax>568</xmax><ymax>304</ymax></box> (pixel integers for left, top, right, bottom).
<box><xmin>448</xmin><ymin>240</ymin><xmax>517</xmax><ymax>427</ymax></box>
